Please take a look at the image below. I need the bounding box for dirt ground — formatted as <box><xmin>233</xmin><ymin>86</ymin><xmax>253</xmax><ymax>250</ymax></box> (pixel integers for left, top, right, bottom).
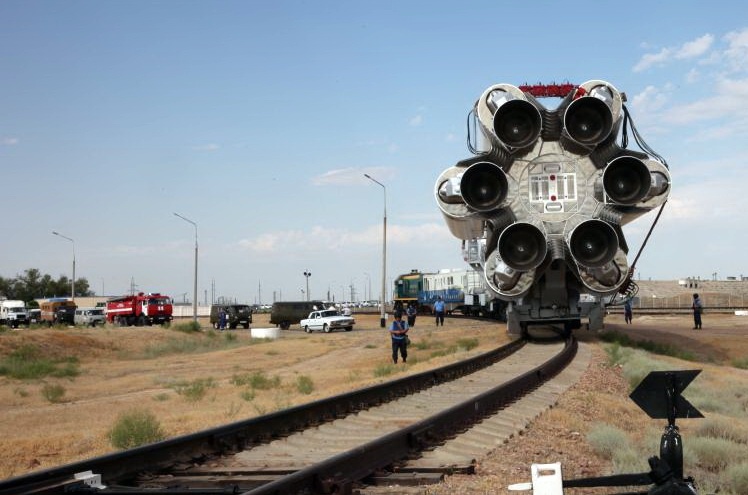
<box><xmin>1</xmin><ymin>312</ymin><xmax>746</xmax><ymax>491</ymax></box>
<box><xmin>0</xmin><ymin>312</ymin><xmax>511</xmax><ymax>479</ymax></box>
<box><xmin>431</xmin><ymin>312</ymin><xmax>748</xmax><ymax>495</ymax></box>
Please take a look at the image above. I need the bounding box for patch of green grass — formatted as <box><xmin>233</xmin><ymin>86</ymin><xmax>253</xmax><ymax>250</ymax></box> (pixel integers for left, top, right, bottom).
<box><xmin>413</xmin><ymin>339</ymin><xmax>445</xmax><ymax>351</ymax></box>
<box><xmin>41</xmin><ymin>383</ymin><xmax>66</xmax><ymax>403</ymax></box>
<box><xmin>0</xmin><ymin>344</ymin><xmax>80</xmax><ymax>380</ymax></box>
<box><xmin>170</xmin><ymin>377</ymin><xmax>216</xmax><ymax>402</ymax></box>
<box><xmin>240</xmin><ymin>388</ymin><xmax>255</xmax><ymax>401</ymax></box>
<box><xmin>138</xmin><ymin>333</ymin><xmax>250</xmax><ymax>359</ymax></box>
<box><xmin>456</xmin><ymin>337</ymin><xmax>479</xmax><ymax>351</ymax></box>
<box><xmin>599</xmin><ymin>330</ymin><xmax>697</xmax><ymax>361</ymax></box>
<box><xmin>109</xmin><ymin>409</ymin><xmax>165</xmax><ymax>449</ymax></box>
<box><xmin>230</xmin><ymin>371</ymin><xmax>281</xmax><ymax>390</ymax></box>
<box><xmin>296</xmin><ymin>375</ymin><xmax>314</xmax><ymax>395</ymax></box>
<box><xmin>171</xmin><ymin>321</ymin><xmax>201</xmax><ymax>333</ymax></box>
<box><xmin>364</xmin><ymin>344</ymin><xmax>377</xmax><ymax>349</ymax></box>
<box><xmin>152</xmin><ymin>393</ymin><xmax>170</xmax><ymax>401</ymax></box>
<box><xmin>374</xmin><ymin>363</ymin><xmax>397</xmax><ymax>377</ymax></box>
<box><xmin>733</xmin><ymin>357</ymin><xmax>748</xmax><ymax>369</ymax></box>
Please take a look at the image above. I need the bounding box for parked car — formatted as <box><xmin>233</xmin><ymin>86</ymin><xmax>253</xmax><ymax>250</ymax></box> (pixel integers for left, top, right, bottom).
<box><xmin>270</xmin><ymin>301</ymin><xmax>326</xmax><ymax>330</ymax></box>
<box><xmin>209</xmin><ymin>304</ymin><xmax>252</xmax><ymax>329</ymax></box>
<box><xmin>74</xmin><ymin>307</ymin><xmax>106</xmax><ymax>327</ymax></box>
<box><xmin>299</xmin><ymin>309</ymin><xmax>355</xmax><ymax>333</ymax></box>
<box><xmin>28</xmin><ymin>308</ymin><xmax>42</xmax><ymax>324</ymax></box>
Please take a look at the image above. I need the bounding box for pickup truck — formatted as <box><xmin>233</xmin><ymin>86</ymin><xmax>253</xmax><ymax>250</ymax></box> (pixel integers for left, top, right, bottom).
<box><xmin>299</xmin><ymin>309</ymin><xmax>355</xmax><ymax>333</ymax></box>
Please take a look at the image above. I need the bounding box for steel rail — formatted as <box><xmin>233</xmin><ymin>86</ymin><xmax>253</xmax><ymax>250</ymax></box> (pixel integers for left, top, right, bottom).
<box><xmin>245</xmin><ymin>336</ymin><xmax>577</xmax><ymax>495</ymax></box>
<box><xmin>0</xmin><ymin>339</ymin><xmax>527</xmax><ymax>495</ymax></box>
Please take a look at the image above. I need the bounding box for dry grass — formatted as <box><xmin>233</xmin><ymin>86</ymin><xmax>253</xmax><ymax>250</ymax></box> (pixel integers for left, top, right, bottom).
<box><xmin>0</xmin><ymin>313</ymin><xmax>509</xmax><ymax>479</ymax></box>
<box><xmin>3</xmin><ymin>312</ymin><xmax>747</xmax><ymax>493</ymax></box>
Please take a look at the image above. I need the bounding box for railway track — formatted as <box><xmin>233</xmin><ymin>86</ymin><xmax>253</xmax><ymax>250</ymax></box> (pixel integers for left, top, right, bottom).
<box><xmin>0</xmin><ymin>334</ymin><xmax>586</xmax><ymax>495</ymax></box>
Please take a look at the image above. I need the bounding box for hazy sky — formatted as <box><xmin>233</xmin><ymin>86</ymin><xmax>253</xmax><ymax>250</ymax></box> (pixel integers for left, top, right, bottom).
<box><xmin>2</xmin><ymin>1</ymin><xmax>747</xmax><ymax>304</ymax></box>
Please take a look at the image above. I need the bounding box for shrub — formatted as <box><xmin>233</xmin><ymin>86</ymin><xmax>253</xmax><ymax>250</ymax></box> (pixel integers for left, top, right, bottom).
<box><xmin>240</xmin><ymin>388</ymin><xmax>255</xmax><ymax>402</ymax></box>
<box><xmin>109</xmin><ymin>409</ymin><xmax>165</xmax><ymax>449</ymax></box>
<box><xmin>0</xmin><ymin>344</ymin><xmax>80</xmax><ymax>380</ymax></box>
<box><xmin>296</xmin><ymin>375</ymin><xmax>314</xmax><ymax>395</ymax></box>
<box><xmin>171</xmin><ymin>321</ymin><xmax>201</xmax><ymax>333</ymax></box>
<box><xmin>587</xmin><ymin>423</ymin><xmax>629</xmax><ymax>460</ymax></box>
<box><xmin>696</xmin><ymin>417</ymin><xmax>748</xmax><ymax>444</ymax></box>
<box><xmin>231</xmin><ymin>371</ymin><xmax>280</xmax><ymax>390</ymax></box>
<box><xmin>733</xmin><ymin>357</ymin><xmax>748</xmax><ymax>370</ymax></box>
<box><xmin>688</xmin><ymin>436</ymin><xmax>745</xmax><ymax>472</ymax></box>
<box><xmin>611</xmin><ymin>446</ymin><xmax>646</xmax><ymax>474</ymax></box>
<box><xmin>41</xmin><ymin>383</ymin><xmax>66</xmax><ymax>403</ymax></box>
<box><xmin>726</xmin><ymin>462</ymin><xmax>748</xmax><ymax>494</ymax></box>
<box><xmin>171</xmin><ymin>378</ymin><xmax>216</xmax><ymax>402</ymax></box>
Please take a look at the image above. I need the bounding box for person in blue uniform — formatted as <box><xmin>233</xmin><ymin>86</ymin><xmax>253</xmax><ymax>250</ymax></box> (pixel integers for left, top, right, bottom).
<box><xmin>434</xmin><ymin>297</ymin><xmax>445</xmax><ymax>327</ymax></box>
<box><xmin>389</xmin><ymin>313</ymin><xmax>409</xmax><ymax>363</ymax></box>
<box><xmin>624</xmin><ymin>299</ymin><xmax>633</xmax><ymax>324</ymax></box>
<box><xmin>692</xmin><ymin>293</ymin><xmax>703</xmax><ymax>329</ymax></box>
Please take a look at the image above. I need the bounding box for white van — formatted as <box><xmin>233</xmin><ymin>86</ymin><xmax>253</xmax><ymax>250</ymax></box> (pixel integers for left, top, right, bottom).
<box><xmin>74</xmin><ymin>307</ymin><xmax>106</xmax><ymax>327</ymax></box>
<box><xmin>0</xmin><ymin>299</ymin><xmax>29</xmax><ymax>328</ymax></box>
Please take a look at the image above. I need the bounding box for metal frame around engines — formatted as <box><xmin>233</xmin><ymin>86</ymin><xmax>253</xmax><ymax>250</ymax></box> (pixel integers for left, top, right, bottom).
<box><xmin>436</xmin><ymin>80</ymin><xmax>670</xmax><ymax>334</ymax></box>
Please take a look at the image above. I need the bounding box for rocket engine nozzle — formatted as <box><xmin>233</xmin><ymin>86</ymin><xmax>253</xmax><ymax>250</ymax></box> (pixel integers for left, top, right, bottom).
<box><xmin>603</xmin><ymin>156</ymin><xmax>653</xmax><ymax>205</ymax></box>
<box><xmin>461</xmin><ymin>162</ymin><xmax>509</xmax><ymax>212</ymax></box>
<box><xmin>564</xmin><ymin>96</ymin><xmax>614</xmax><ymax>147</ymax></box>
<box><xmin>498</xmin><ymin>223</ymin><xmax>547</xmax><ymax>272</ymax></box>
<box><xmin>569</xmin><ymin>219</ymin><xmax>619</xmax><ymax>268</ymax></box>
<box><xmin>493</xmin><ymin>99</ymin><xmax>542</xmax><ymax>149</ymax></box>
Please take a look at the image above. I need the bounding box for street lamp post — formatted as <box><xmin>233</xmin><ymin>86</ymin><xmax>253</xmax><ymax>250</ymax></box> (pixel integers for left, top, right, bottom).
<box><xmin>303</xmin><ymin>270</ymin><xmax>312</xmax><ymax>301</ymax></box>
<box><xmin>52</xmin><ymin>231</ymin><xmax>75</xmax><ymax>303</ymax></box>
<box><xmin>364</xmin><ymin>173</ymin><xmax>387</xmax><ymax>328</ymax></box>
<box><xmin>173</xmin><ymin>212</ymin><xmax>198</xmax><ymax>323</ymax></box>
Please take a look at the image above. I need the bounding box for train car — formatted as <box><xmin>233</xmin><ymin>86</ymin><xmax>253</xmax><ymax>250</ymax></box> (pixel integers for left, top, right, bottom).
<box><xmin>393</xmin><ymin>270</ymin><xmax>424</xmax><ymax>313</ymax></box>
<box><xmin>394</xmin><ymin>268</ymin><xmax>506</xmax><ymax>319</ymax></box>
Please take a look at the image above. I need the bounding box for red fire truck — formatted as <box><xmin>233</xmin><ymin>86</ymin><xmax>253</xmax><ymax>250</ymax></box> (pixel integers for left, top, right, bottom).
<box><xmin>106</xmin><ymin>292</ymin><xmax>173</xmax><ymax>327</ymax></box>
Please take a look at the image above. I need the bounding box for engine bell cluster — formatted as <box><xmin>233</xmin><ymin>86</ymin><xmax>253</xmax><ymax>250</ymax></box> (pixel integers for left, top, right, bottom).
<box><xmin>435</xmin><ymin>80</ymin><xmax>670</xmax><ymax>330</ymax></box>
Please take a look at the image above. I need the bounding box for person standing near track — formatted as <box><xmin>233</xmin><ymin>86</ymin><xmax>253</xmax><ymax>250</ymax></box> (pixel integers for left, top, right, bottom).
<box><xmin>406</xmin><ymin>303</ymin><xmax>417</xmax><ymax>328</ymax></box>
<box><xmin>692</xmin><ymin>293</ymin><xmax>703</xmax><ymax>330</ymax></box>
<box><xmin>434</xmin><ymin>297</ymin><xmax>445</xmax><ymax>327</ymax></box>
<box><xmin>624</xmin><ymin>299</ymin><xmax>633</xmax><ymax>324</ymax></box>
<box><xmin>389</xmin><ymin>313</ymin><xmax>409</xmax><ymax>363</ymax></box>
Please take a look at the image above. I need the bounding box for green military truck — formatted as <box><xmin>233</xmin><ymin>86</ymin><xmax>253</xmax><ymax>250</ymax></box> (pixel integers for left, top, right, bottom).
<box><xmin>209</xmin><ymin>304</ymin><xmax>253</xmax><ymax>329</ymax></box>
<box><xmin>270</xmin><ymin>301</ymin><xmax>326</xmax><ymax>330</ymax></box>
